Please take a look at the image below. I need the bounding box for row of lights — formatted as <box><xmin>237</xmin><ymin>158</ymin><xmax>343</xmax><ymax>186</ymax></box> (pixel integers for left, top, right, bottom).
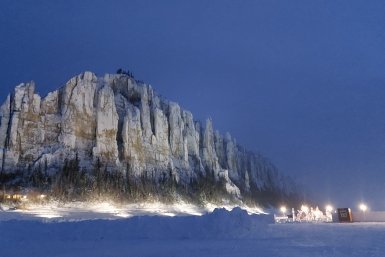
<box><xmin>280</xmin><ymin>203</ymin><xmax>369</xmax><ymax>214</ymax></box>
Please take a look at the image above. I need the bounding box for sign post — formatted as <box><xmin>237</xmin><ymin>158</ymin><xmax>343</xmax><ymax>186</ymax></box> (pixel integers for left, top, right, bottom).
<box><xmin>337</xmin><ymin>208</ymin><xmax>353</xmax><ymax>222</ymax></box>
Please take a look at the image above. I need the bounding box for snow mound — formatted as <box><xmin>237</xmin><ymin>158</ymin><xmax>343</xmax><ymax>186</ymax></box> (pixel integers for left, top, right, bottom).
<box><xmin>0</xmin><ymin>208</ymin><xmax>273</xmax><ymax>241</ymax></box>
<box><xmin>0</xmin><ymin>201</ymin><xmax>266</xmax><ymax>220</ymax></box>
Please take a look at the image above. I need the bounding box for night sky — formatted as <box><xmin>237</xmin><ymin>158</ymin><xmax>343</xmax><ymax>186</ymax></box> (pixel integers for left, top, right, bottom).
<box><xmin>1</xmin><ymin>0</ymin><xmax>385</xmax><ymax>210</ymax></box>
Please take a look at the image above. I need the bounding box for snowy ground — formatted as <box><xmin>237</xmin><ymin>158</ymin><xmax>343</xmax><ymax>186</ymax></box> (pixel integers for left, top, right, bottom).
<box><xmin>1</xmin><ymin>204</ymin><xmax>385</xmax><ymax>257</ymax></box>
<box><xmin>0</xmin><ymin>201</ymin><xmax>263</xmax><ymax>220</ymax></box>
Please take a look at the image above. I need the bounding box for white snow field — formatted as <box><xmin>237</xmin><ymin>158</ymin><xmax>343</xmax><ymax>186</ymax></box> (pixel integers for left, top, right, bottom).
<box><xmin>1</xmin><ymin>204</ymin><xmax>385</xmax><ymax>257</ymax></box>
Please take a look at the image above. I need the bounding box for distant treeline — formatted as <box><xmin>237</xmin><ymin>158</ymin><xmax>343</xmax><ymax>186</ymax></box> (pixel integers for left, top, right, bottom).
<box><xmin>0</xmin><ymin>155</ymin><xmax>301</xmax><ymax>207</ymax></box>
<box><xmin>0</xmin><ymin>156</ymin><xmax>233</xmax><ymax>205</ymax></box>
<box><xmin>116</xmin><ymin>68</ymin><xmax>145</xmax><ymax>84</ymax></box>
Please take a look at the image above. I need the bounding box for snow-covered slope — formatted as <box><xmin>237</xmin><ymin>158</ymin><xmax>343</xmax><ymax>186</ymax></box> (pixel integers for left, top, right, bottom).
<box><xmin>0</xmin><ymin>71</ymin><xmax>297</xmax><ymax>203</ymax></box>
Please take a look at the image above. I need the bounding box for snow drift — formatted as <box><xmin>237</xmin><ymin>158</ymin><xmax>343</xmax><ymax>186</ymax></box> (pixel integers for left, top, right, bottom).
<box><xmin>0</xmin><ymin>207</ymin><xmax>273</xmax><ymax>240</ymax></box>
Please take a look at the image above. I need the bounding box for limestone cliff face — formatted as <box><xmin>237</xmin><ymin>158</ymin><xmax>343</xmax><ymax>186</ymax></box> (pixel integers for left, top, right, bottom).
<box><xmin>0</xmin><ymin>71</ymin><xmax>295</xmax><ymax>198</ymax></box>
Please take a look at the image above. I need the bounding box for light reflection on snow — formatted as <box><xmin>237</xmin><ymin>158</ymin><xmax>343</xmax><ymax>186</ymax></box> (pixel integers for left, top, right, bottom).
<box><xmin>88</xmin><ymin>202</ymin><xmax>120</xmax><ymax>215</ymax></box>
<box><xmin>204</xmin><ymin>203</ymin><xmax>265</xmax><ymax>215</ymax></box>
<box><xmin>161</xmin><ymin>212</ymin><xmax>176</xmax><ymax>217</ymax></box>
<box><xmin>35</xmin><ymin>212</ymin><xmax>63</xmax><ymax>219</ymax></box>
<box><xmin>114</xmin><ymin>212</ymin><xmax>131</xmax><ymax>218</ymax></box>
<box><xmin>1</xmin><ymin>201</ymin><xmax>265</xmax><ymax>221</ymax></box>
<box><xmin>13</xmin><ymin>205</ymin><xmax>64</xmax><ymax>219</ymax></box>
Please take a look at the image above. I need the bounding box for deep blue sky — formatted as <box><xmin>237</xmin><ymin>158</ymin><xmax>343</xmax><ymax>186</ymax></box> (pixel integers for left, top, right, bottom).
<box><xmin>1</xmin><ymin>0</ymin><xmax>385</xmax><ymax>210</ymax></box>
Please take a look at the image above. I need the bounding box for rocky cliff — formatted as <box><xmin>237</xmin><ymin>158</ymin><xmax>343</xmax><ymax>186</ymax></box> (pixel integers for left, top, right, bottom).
<box><xmin>0</xmin><ymin>71</ymin><xmax>297</xmax><ymax>204</ymax></box>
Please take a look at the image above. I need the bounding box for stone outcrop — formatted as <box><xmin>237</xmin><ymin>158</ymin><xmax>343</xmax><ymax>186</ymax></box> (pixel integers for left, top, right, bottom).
<box><xmin>0</xmin><ymin>71</ymin><xmax>296</xmax><ymax>199</ymax></box>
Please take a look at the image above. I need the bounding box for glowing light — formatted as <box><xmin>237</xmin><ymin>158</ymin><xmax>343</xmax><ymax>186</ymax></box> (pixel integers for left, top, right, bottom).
<box><xmin>14</xmin><ymin>205</ymin><xmax>64</xmax><ymax>219</ymax></box>
<box><xmin>359</xmin><ymin>203</ymin><xmax>368</xmax><ymax>212</ymax></box>
<box><xmin>301</xmin><ymin>205</ymin><xmax>309</xmax><ymax>212</ymax></box>
<box><xmin>36</xmin><ymin>212</ymin><xmax>63</xmax><ymax>219</ymax></box>
<box><xmin>161</xmin><ymin>212</ymin><xmax>176</xmax><ymax>217</ymax></box>
<box><xmin>326</xmin><ymin>205</ymin><xmax>333</xmax><ymax>212</ymax></box>
<box><xmin>280</xmin><ymin>206</ymin><xmax>287</xmax><ymax>214</ymax></box>
<box><xmin>114</xmin><ymin>212</ymin><xmax>131</xmax><ymax>218</ymax></box>
<box><xmin>3</xmin><ymin>200</ymin><xmax>269</xmax><ymax>221</ymax></box>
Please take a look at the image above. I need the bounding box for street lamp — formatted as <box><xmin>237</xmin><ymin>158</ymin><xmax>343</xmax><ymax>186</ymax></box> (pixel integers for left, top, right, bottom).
<box><xmin>359</xmin><ymin>203</ymin><xmax>368</xmax><ymax>222</ymax></box>
<box><xmin>280</xmin><ymin>206</ymin><xmax>287</xmax><ymax>215</ymax></box>
<box><xmin>359</xmin><ymin>203</ymin><xmax>367</xmax><ymax>212</ymax></box>
<box><xmin>325</xmin><ymin>205</ymin><xmax>333</xmax><ymax>222</ymax></box>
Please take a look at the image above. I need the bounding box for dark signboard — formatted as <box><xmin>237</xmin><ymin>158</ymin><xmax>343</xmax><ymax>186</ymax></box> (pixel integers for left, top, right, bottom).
<box><xmin>337</xmin><ymin>208</ymin><xmax>352</xmax><ymax>222</ymax></box>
